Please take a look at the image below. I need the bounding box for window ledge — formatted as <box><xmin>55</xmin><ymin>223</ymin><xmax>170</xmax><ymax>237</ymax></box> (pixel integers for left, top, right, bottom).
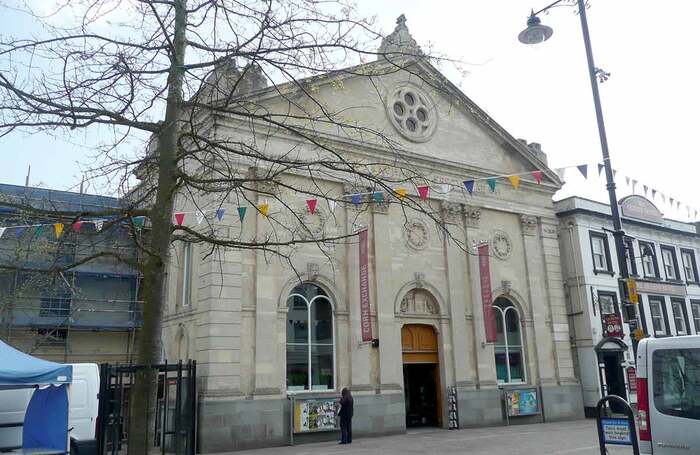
<box><xmin>593</xmin><ymin>269</ymin><xmax>615</xmax><ymax>276</ymax></box>
<box><xmin>665</xmin><ymin>279</ymin><xmax>685</xmax><ymax>285</ymax></box>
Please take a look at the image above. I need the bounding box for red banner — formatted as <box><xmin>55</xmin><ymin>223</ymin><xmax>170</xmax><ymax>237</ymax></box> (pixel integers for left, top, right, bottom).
<box><xmin>603</xmin><ymin>313</ymin><xmax>624</xmax><ymax>338</ymax></box>
<box><xmin>478</xmin><ymin>243</ymin><xmax>497</xmax><ymax>343</ymax></box>
<box><xmin>359</xmin><ymin>229</ymin><xmax>373</xmax><ymax>342</ymax></box>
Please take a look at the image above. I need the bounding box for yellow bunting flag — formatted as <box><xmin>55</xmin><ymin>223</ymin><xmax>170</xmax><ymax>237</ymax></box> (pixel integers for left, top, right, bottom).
<box><xmin>508</xmin><ymin>175</ymin><xmax>521</xmax><ymax>190</ymax></box>
<box><xmin>394</xmin><ymin>188</ymin><xmax>408</xmax><ymax>199</ymax></box>
<box><xmin>258</xmin><ymin>203</ymin><xmax>270</xmax><ymax>218</ymax></box>
<box><xmin>54</xmin><ymin>223</ymin><xmax>64</xmax><ymax>239</ymax></box>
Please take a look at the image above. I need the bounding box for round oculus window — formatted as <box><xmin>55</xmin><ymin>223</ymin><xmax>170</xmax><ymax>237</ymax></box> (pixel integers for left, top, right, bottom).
<box><xmin>386</xmin><ymin>84</ymin><xmax>437</xmax><ymax>142</ymax></box>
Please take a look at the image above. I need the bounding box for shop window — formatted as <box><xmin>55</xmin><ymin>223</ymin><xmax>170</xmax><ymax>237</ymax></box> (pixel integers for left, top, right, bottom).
<box><xmin>493</xmin><ymin>298</ymin><xmax>525</xmax><ymax>384</ymax></box>
<box><xmin>670</xmin><ymin>299</ymin><xmax>688</xmax><ymax>336</ymax></box>
<box><xmin>660</xmin><ymin>246</ymin><xmax>680</xmax><ymax>281</ymax></box>
<box><xmin>681</xmin><ymin>249</ymin><xmax>699</xmax><ymax>284</ymax></box>
<box><xmin>286</xmin><ymin>283</ymin><xmax>334</xmax><ymax>391</ymax></box>
<box><xmin>648</xmin><ymin>297</ymin><xmax>667</xmax><ymax>336</ymax></box>
<box><xmin>640</xmin><ymin>242</ymin><xmax>659</xmax><ymax>279</ymax></box>
<box><xmin>589</xmin><ymin>232</ymin><xmax>612</xmax><ymax>273</ymax></box>
<box><xmin>691</xmin><ymin>301</ymin><xmax>700</xmax><ymax>334</ymax></box>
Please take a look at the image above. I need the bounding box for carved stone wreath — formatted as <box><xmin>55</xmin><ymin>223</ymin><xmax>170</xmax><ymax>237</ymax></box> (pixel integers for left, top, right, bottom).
<box><xmin>405</xmin><ymin>219</ymin><xmax>429</xmax><ymax>250</ymax></box>
<box><xmin>491</xmin><ymin>230</ymin><xmax>513</xmax><ymax>260</ymax></box>
<box><xmin>296</xmin><ymin>208</ymin><xmax>327</xmax><ymax>240</ymax></box>
<box><xmin>386</xmin><ymin>83</ymin><xmax>437</xmax><ymax>142</ymax></box>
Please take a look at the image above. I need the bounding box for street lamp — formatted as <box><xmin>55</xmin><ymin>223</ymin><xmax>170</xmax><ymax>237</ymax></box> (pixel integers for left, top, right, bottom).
<box><xmin>518</xmin><ymin>0</ymin><xmax>644</xmax><ymax>353</ymax></box>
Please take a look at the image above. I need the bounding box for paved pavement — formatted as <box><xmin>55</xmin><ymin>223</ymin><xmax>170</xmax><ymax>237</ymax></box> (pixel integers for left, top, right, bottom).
<box><xmin>233</xmin><ymin>420</ymin><xmax>631</xmax><ymax>454</ymax></box>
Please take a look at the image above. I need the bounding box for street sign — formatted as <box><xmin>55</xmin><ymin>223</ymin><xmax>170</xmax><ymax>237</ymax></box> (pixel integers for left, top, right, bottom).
<box><xmin>603</xmin><ymin>313</ymin><xmax>623</xmax><ymax>338</ymax></box>
<box><xmin>627</xmin><ymin>278</ymin><xmax>639</xmax><ymax>304</ymax></box>
<box><xmin>601</xmin><ymin>418</ymin><xmax>632</xmax><ymax>445</ymax></box>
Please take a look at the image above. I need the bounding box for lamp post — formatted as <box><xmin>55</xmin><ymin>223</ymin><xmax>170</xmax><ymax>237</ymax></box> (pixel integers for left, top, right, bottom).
<box><xmin>518</xmin><ymin>0</ymin><xmax>644</xmax><ymax>355</ymax></box>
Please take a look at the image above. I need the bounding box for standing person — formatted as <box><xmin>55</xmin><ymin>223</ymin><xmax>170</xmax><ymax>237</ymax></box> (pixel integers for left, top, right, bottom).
<box><xmin>338</xmin><ymin>387</ymin><xmax>353</xmax><ymax>444</ymax></box>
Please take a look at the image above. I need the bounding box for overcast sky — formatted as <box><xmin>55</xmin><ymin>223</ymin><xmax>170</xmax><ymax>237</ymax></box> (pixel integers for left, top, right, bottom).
<box><xmin>1</xmin><ymin>0</ymin><xmax>698</xmax><ymax>221</ymax></box>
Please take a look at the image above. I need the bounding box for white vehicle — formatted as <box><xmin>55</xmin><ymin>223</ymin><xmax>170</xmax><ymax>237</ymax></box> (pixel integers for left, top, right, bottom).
<box><xmin>0</xmin><ymin>363</ymin><xmax>100</xmax><ymax>451</ymax></box>
<box><xmin>636</xmin><ymin>336</ymin><xmax>700</xmax><ymax>454</ymax></box>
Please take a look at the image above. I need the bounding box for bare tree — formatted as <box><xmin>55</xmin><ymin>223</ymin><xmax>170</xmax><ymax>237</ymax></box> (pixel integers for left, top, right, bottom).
<box><xmin>0</xmin><ymin>1</ymin><xmax>463</xmax><ymax>452</ymax></box>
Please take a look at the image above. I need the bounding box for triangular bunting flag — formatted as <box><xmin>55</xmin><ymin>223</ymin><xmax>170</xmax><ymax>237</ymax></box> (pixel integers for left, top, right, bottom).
<box><xmin>237</xmin><ymin>206</ymin><xmax>246</xmax><ymax>222</ymax></box>
<box><xmin>643</xmin><ymin>185</ymin><xmax>648</xmax><ymax>197</ymax></box>
<box><xmin>577</xmin><ymin>164</ymin><xmax>588</xmax><ymax>179</ymax></box>
<box><xmin>613</xmin><ymin>170</ymin><xmax>618</xmax><ymax>179</ymax></box>
<box><xmin>34</xmin><ymin>225</ymin><xmax>44</xmax><ymax>237</ymax></box>
<box><xmin>216</xmin><ymin>208</ymin><xmax>225</xmax><ymax>221</ymax></box>
<box><xmin>351</xmin><ymin>194</ymin><xmax>361</xmax><ymax>206</ymax></box>
<box><xmin>632</xmin><ymin>180</ymin><xmax>638</xmax><ymax>193</ymax></box>
<box><xmin>598</xmin><ymin>163</ymin><xmax>605</xmax><ymax>176</ymax></box>
<box><xmin>394</xmin><ymin>188</ymin><xmax>408</xmax><ymax>199</ymax></box>
<box><xmin>94</xmin><ymin>220</ymin><xmax>104</xmax><ymax>232</ymax></box>
<box><xmin>670</xmin><ymin>197</ymin><xmax>675</xmax><ymax>206</ymax></box>
<box><xmin>439</xmin><ymin>184</ymin><xmax>450</xmax><ymax>194</ymax></box>
<box><xmin>373</xmin><ymin>191</ymin><xmax>384</xmax><ymax>203</ymax></box>
<box><xmin>652</xmin><ymin>189</ymin><xmax>657</xmax><ymax>199</ymax></box>
<box><xmin>625</xmin><ymin>176</ymin><xmax>631</xmax><ymax>186</ymax></box>
<box><xmin>195</xmin><ymin>210</ymin><xmax>205</xmax><ymax>225</ymax></box>
<box><xmin>677</xmin><ymin>201</ymin><xmax>681</xmax><ymax>210</ymax></box>
<box><xmin>661</xmin><ymin>194</ymin><xmax>666</xmax><ymax>203</ymax></box>
<box><xmin>306</xmin><ymin>199</ymin><xmax>318</xmax><ymax>214</ymax></box>
<box><xmin>695</xmin><ymin>210</ymin><xmax>698</xmax><ymax>219</ymax></box>
<box><xmin>463</xmin><ymin>180</ymin><xmax>475</xmax><ymax>195</ymax></box>
<box><xmin>15</xmin><ymin>227</ymin><xmax>25</xmax><ymax>239</ymax></box>
<box><xmin>54</xmin><ymin>223</ymin><xmax>64</xmax><ymax>239</ymax></box>
<box><xmin>508</xmin><ymin>175</ymin><xmax>521</xmax><ymax>190</ymax></box>
<box><xmin>417</xmin><ymin>185</ymin><xmax>429</xmax><ymax>200</ymax></box>
<box><xmin>328</xmin><ymin>200</ymin><xmax>337</xmax><ymax>212</ymax></box>
<box><xmin>0</xmin><ymin>227</ymin><xmax>5</xmax><ymax>238</ymax></box>
<box><xmin>133</xmin><ymin>216</ymin><xmax>146</xmax><ymax>229</ymax></box>
<box><xmin>532</xmin><ymin>171</ymin><xmax>543</xmax><ymax>184</ymax></box>
<box><xmin>174</xmin><ymin>213</ymin><xmax>185</xmax><ymax>225</ymax></box>
<box><xmin>258</xmin><ymin>203</ymin><xmax>269</xmax><ymax>218</ymax></box>
<box><xmin>487</xmin><ymin>178</ymin><xmax>497</xmax><ymax>192</ymax></box>
<box><xmin>72</xmin><ymin>221</ymin><xmax>83</xmax><ymax>232</ymax></box>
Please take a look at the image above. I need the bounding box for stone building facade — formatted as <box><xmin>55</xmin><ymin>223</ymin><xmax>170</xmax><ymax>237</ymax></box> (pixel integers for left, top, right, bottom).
<box><xmin>555</xmin><ymin>195</ymin><xmax>700</xmax><ymax>416</ymax></box>
<box><xmin>160</xmin><ymin>17</ymin><xmax>582</xmax><ymax>452</ymax></box>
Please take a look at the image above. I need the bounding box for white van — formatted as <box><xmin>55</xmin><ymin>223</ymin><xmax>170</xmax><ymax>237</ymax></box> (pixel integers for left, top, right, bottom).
<box><xmin>636</xmin><ymin>336</ymin><xmax>700</xmax><ymax>454</ymax></box>
<box><xmin>0</xmin><ymin>363</ymin><xmax>100</xmax><ymax>451</ymax></box>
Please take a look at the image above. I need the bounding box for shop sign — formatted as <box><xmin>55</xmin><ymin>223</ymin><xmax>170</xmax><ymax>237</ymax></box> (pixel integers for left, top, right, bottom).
<box><xmin>358</xmin><ymin>229</ymin><xmax>373</xmax><ymax>342</ymax></box>
<box><xmin>601</xmin><ymin>418</ymin><xmax>632</xmax><ymax>445</ymax></box>
<box><xmin>505</xmin><ymin>388</ymin><xmax>540</xmax><ymax>417</ymax></box>
<box><xmin>603</xmin><ymin>313</ymin><xmax>624</xmax><ymax>338</ymax></box>
<box><xmin>636</xmin><ymin>280</ymin><xmax>687</xmax><ymax>297</ymax></box>
<box><xmin>627</xmin><ymin>367</ymin><xmax>637</xmax><ymax>392</ymax></box>
<box><xmin>620</xmin><ymin>195</ymin><xmax>663</xmax><ymax>224</ymax></box>
<box><xmin>292</xmin><ymin>398</ymin><xmax>339</xmax><ymax>433</ymax></box>
<box><xmin>627</xmin><ymin>278</ymin><xmax>638</xmax><ymax>304</ymax></box>
<box><xmin>478</xmin><ymin>243</ymin><xmax>496</xmax><ymax>342</ymax></box>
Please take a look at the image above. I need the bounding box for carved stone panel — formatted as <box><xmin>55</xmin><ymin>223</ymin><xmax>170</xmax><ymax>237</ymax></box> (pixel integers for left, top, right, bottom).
<box><xmin>464</xmin><ymin>205</ymin><xmax>481</xmax><ymax>228</ymax></box>
<box><xmin>441</xmin><ymin>201</ymin><xmax>463</xmax><ymax>225</ymax></box>
<box><xmin>399</xmin><ymin>289</ymin><xmax>439</xmax><ymax>315</ymax></box>
<box><xmin>404</xmin><ymin>219</ymin><xmax>429</xmax><ymax>250</ymax></box>
<box><xmin>520</xmin><ymin>215</ymin><xmax>538</xmax><ymax>236</ymax></box>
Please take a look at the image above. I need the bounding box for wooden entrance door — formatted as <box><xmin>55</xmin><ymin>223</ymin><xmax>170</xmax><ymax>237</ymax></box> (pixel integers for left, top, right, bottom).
<box><xmin>401</xmin><ymin>324</ymin><xmax>441</xmax><ymax>426</ymax></box>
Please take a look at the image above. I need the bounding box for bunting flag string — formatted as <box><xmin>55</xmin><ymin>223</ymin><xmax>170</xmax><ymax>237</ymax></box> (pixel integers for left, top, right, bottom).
<box><xmin>237</xmin><ymin>207</ymin><xmax>246</xmax><ymax>222</ymax></box>
<box><xmin>216</xmin><ymin>208</ymin><xmax>225</xmax><ymax>221</ymax></box>
<box><xmin>597</xmin><ymin>163</ymin><xmax>605</xmax><ymax>176</ymax></box>
<box><xmin>532</xmin><ymin>171</ymin><xmax>543</xmax><ymax>184</ymax></box>
<box><xmin>373</xmin><ymin>191</ymin><xmax>384</xmax><ymax>203</ymax></box>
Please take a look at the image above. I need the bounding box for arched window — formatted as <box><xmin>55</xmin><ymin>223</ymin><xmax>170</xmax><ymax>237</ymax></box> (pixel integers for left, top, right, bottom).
<box><xmin>286</xmin><ymin>283</ymin><xmax>334</xmax><ymax>391</ymax></box>
<box><xmin>493</xmin><ymin>297</ymin><xmax>526</xmax><ymax>384</ymax></box>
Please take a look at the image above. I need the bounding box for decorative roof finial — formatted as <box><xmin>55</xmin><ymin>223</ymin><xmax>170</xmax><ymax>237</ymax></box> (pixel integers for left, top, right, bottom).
<box><xmin>377</xmin><ymin>14</ymin><xmax>423</xmax><ymax>60</ymax></box>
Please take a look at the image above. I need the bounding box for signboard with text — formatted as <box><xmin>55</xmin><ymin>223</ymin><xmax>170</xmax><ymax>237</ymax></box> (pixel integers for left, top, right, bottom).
<box><xmin>603</xmin><ymin>313</ymin><xmax>624</xmax><ymax>338</ymax></box>
<box><xmin>358</xmin><ymin>229</ymin><xmax>373</xmax><ymax>342</ymax></box>
<box><xmin>601</xmin><ymin>418</ymin><xmax>632</xmax><ymax>445</ymax></box>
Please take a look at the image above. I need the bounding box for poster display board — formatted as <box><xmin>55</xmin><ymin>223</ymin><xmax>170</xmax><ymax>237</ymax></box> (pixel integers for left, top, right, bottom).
<box><xmin>601</xmin><ymin>418</ymin><xmax>632</xmax><ymax>445</ymax></box>
<box><xmin>292</xmin><ymin>398</ymin><xmax>339</xmax><ymax>434</ymax></box>
<box><xmin>504</xmin><ymin>388</ymin><xmax>540</xmax><ymax>417</ymax></box>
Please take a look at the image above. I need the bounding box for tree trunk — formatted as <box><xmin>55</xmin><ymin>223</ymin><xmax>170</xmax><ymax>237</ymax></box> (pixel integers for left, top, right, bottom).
<box><xmin>128</xmin><ymin>1</ymin><xmax>187</xmax><ymax>453</ymax></box>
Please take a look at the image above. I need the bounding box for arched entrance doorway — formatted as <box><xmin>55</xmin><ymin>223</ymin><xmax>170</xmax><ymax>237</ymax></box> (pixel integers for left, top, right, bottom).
<box><xmin>595</xmin><ymin>337</ymin><xmax>628</xmax><ymax>413</ymax></box>
<box><xmin>401</xmin><ymin>324</ymin><xmax>440</xmax><ymax>427</ymax></box>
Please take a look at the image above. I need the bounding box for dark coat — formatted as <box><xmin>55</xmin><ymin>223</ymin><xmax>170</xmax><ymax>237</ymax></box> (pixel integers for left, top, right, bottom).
<box><xmin>339</xmin><ymin>395</ymin><xmax>354</xmax><ymax>420</ymax></box>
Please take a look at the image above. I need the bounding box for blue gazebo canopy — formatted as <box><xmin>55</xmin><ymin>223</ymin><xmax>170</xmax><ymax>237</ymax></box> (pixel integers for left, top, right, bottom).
<box><xmin>0</xmin><ymin>340</ymin><xmax>72</xmax><ymax>389</ymax></box>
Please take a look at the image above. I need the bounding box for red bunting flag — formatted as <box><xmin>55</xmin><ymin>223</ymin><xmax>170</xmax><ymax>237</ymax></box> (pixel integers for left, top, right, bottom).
<box><xmin>72</xmin><ymin>221</ymin><xmax>83</xmax><ymax>232</ymax></box>
<box><xmin>532</xmin><ymin>170</ymin><xmax>543</xmax><ymax>184</ymax></box>
<box><xmin>174</xmin><ymin>213</ymin><xmax>185</xmax><ymax>225</ymax></box>
<box><xmin>417</xmin><ymin>185</ymin><xmax>429</xmax><ymax>200</ymax></box>
<box><xmin>306</xmin><ymin>199</ymin><xmax>317</xmax><ymax>214</ymax></box>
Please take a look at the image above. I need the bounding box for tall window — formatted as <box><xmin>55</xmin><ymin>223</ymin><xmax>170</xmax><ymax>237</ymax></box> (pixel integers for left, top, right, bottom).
<box><xmin>624</xmin><ymin>239</ymin><xmax>638</xmax><ymax>276</ymax></box>
<box><xmin>286</xmin><ymin>283</ymin><xmax>334</xmax><ymax>391</ymax></box>
<box><xmin>670</xmin><ymin>299</ymin><xmax>688</xmax><ymax>335</ymax></box>
<box><xmin>691</xmin><ymin>301</ymin><xmax>700</xmax><ymax>334</ymax></box>
<box><xmin>660</xmin><ymin>246</ymin><xmax>679</xmax><ymax>281</ymax></box>
<box><xmin>640</xmin><ymin>242</ymin><xmax>659</xmax><ymax>278</ymax></box>
<box><xmin>493</xmin><ymin>298</ymin><xmax>525</xmax><ymax>384</ymax></box>
<box><xmin>648</xmin><ymin>297</ymin><xmax>667</xmax><ymax>336</ymax></box>
<box><xmin>681</xmin><ymin>249</ymin><xmax>699</xmax><ymax>283</ymax></box>
<box><xmin>590</xmin><ymin>232</ymin><xmax>611</xmax><ymax>273</ymax></box>
<box><xmin>181</xmin><ymin>242</ymin><xmax>192</xmax><ymax>306</ymax></box>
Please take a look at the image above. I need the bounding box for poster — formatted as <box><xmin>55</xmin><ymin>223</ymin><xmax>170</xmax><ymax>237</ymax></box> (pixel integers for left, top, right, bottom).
<box><xmin>603</xmin><ymin>313</ymin><xmax>624</xmax><ymax>338</ymax></box>
<box><xmin>293</xmin><ymin>398</ymin><xmax>339</xmax><ymax>433</ymax></box>
<box><xmin>601</xmin><ymin>418</ymin><xmax>632</xmax><ymax>445</ymax></box>
<box><xmin>627</xmin><ymin>367</ymin><xmax>637</xmax><ymax>392</ymax></box>
<box><xmin>478</xmin><ymin>243</ymin><xmax>496</xmax><ymax>343</ymax></box>
<box><xmin>359</xmin><ymin>229</ymin><xmax>373</xmax><ymax>342</ymax></box>
<box><xmin>505</xmin><ymin>389</ymin><xmax>539</xmax><ymax>417</ymax></box>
